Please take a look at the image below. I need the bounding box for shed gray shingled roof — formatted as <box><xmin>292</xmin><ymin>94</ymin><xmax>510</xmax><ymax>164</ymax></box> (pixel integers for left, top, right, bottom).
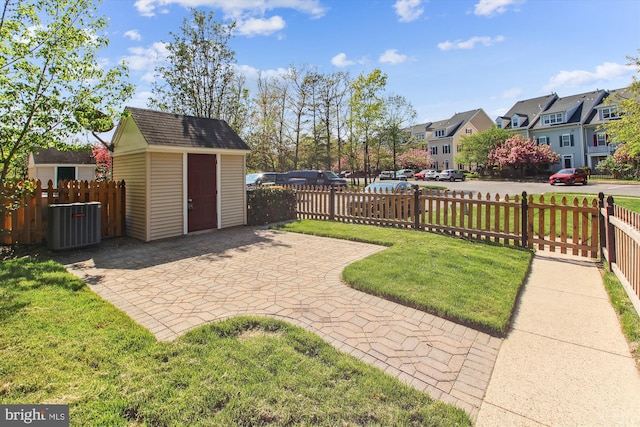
<box><xmin>126</xmin><ymin>107</ymin><xmax>250</xmax><ymax>151</ymax></box>
<box><xmin>32</xmin><ymin>147</ymin><xmax>94</xmax><ymax>164</ymax></box>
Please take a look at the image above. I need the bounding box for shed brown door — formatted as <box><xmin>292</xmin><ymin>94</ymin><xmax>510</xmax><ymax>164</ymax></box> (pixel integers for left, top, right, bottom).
<box><xmin>188</xmin><ymin>154</ymin><xmax>217</xmax><ymax>232</ymax></box>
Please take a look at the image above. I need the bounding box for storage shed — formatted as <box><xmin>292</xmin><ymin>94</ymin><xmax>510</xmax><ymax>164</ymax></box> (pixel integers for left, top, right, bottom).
<box><xmin>111</xmin><ymin>107</ymin><xmax>251</xmax><ymax>242</ymax></box>
<box><xmin>28</xmin><ymin>147</ymin><xmax>96</xmax><ymax>186</ymax></box>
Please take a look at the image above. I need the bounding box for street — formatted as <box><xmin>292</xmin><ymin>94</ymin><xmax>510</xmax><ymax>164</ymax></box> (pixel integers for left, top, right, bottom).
<box><xmin>411</xmin><ymin>178</ymin><xmax>640</xmax><ymax>198</ymax></box>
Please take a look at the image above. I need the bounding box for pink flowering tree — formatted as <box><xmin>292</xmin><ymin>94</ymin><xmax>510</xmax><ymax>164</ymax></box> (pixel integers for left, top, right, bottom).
<box><xmin>92</xmin><ymin>144</ymin><xmax>112</xmax><ymax>181</ymax></box>
<box><xmin>397</xmin><ymin>148</ymin><xmax>433</xmax><ymax>170</ymax></box>
<box><xmin>488</xmin><ymin>135</ymin><xmax>560</xmax><ymax>177</ymax></box>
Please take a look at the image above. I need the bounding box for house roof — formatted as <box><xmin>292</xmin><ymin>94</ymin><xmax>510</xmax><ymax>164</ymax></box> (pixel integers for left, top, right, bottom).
<box><xmin>530</xmin><ymin>89</ymin><xmax>606</xmax><ymax>129</ymax></box>
<box><xmin>125</xmin><ymin>107</ymin><xmax>250</xmax><ymax>151</ymax></box>
<box><xmin>502</xmin><ymin>94</ymin><xmax>558</xmax><ymax>129</ymax></box>
<box><xmin>31</xmin><ymin>147</ymin><xmax>94</xmax><ymax>165</ymax></box>
<box><xmin>426</xmin><ymin>109</ymin><xmax>484</xmax><ymax>138</ymax></box>
<box><xmin>585</xmin><ymin>87</ymin><xmax>633</xmax><ymax>126</ymax></box>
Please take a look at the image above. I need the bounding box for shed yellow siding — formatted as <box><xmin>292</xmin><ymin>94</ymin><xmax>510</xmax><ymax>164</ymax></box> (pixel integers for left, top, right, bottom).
<box><xmin>220</xmin><ymin>154</ymin><xmax>246</xmax><ymax>228</ymax></box>
<box><xmin>149</xmin><ymin>152</ymin><xmax>184</xmax><ymax>240</ymax></box>
<box><xmin>112</xmin><ymin>153</ymin><xmax>147</xmax><ymax>241</ymax></box>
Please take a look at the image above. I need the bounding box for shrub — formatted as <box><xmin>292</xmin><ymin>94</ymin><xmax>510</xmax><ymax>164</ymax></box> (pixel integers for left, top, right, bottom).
<box><xmin>247</xmin><ymin>187</ymin><xmax>297</xmax><ymax>225</ymax></box>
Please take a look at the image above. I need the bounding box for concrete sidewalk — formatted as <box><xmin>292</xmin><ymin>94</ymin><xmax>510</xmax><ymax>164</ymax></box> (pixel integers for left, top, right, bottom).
<box><xmin>477</xmin><ymin>252</ymin><xmax>640</xmax><ymax>426</ymax></box>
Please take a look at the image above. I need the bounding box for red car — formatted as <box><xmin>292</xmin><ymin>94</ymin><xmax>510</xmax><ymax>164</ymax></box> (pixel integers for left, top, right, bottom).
<box><xmin>549</xmin><ymin>168</ymin><xmax>588</xmax><ymax>185</ymax></box>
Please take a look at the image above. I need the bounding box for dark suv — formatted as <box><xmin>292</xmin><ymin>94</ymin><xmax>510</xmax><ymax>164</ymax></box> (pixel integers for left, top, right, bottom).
<box><xmin>286</xmin><ymin>170</ymin><xmax>347</xmax><ymax>188</ymax></box>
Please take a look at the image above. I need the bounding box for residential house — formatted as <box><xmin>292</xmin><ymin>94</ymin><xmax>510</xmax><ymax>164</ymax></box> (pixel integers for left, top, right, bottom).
<box><xmin>498</xmin><ymin>89</ymin><xmax>632</xmax><ymax>172</ymax></box>
<box><xmin>408</xmin><ymin>109</ymin><xmax>494</xmax><ymax>170</ymax></box>
<box><xmin>28</xmin><ymin>147</ymin><xmax>96</xmax><ymax>187</ymax></box>
<box><xmin>111</xmin><ymin>107</ymin><xmax>251</xmax><ymax>242</ymax></box>
<box><xmin>583</xmin><ymin>87</ymin><xmax>630</xmax><ymax>170</ymax></box>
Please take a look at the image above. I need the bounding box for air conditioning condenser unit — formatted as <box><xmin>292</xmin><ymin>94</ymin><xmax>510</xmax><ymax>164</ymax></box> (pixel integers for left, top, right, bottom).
<box><xmin>47</xmin><ymin>202</ymin><xmax>101</xmax><ymax>250</ymax></box>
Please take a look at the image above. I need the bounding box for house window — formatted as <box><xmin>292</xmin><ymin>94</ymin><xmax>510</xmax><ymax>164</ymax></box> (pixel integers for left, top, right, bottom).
<box><xmin>561</xmin><ymin>134</ymin><xmax>573</xmax><ymax>147</ymax></box>
<box><xmin>538</xmin><ymin>136</ymin><xmax>549</xmax><ymax>145</ymax></box>
<box><xmin>435</xmin><ymin>129</ymin><xmax>445</xmax><ymax>138</ymax></box>
<box><xmin>542</xmin><ymin>112</ymin><xmax>563</xmax><ymax>125</ymax></box>
<box><xmin>430</xmin><ymin>146</ymin><xmax>438</xmax><ymax>155</ymax></box>
<box><xmin>512</xmin><ymin>117</ymin><xmax>520</xmax><ymax>127</ymax></box>
<box><xmin>600</xmin><ymin>107</ymin><xmax>620</xmax><ymax>120</ymax></box>
<box><xmin>596</xmin><ymin>133</ymin><xmax>607</xmax><ymax>146</ymax></box>
<box><xmin>443</xmin><ymin>144</ymin><xmax>450</xmax><ymax>154</ymax></box>
<box><xmin>56</xmin><ymin>166</ymin><xmax>76</xmax><ymax>183</ymax></box>
<box><xmin>415</xmin><ymin>132</ymin><xmax>425</xmax><ymax>140</ymax></box>
<box><xmin>465</xmin><ymin>128</ymin><xmax>472</xmax><ymax>134</ymax></box>
<box><xmin>457</xmin><ymin>144</ymin><xmax>464</xmax><ymax>152</ymax></box>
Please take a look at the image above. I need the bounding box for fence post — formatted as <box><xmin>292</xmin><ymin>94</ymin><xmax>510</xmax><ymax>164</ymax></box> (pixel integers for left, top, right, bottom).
<box><xmin>521</xmin><ymin>191</ymin><xmax>528</xmax><ymax>248</ymax></box>
<box><xmin>414</xmin><ymin>187</ymin><xmax>421</xmax><ymax>230</ymax></box>
<box><xmin>605</xmin><ymin>195</ymin><xmax>616</xmax><ymax>270</ymax></box>
<box><xmin>329</xmin><ymin>186</ymin><xmax>335</xmax><ymax>221</ymax></box>
<box><xmin>598</xmin><ymin>192</ymin><xmax>606</xmax><ymax>261</ymax></box>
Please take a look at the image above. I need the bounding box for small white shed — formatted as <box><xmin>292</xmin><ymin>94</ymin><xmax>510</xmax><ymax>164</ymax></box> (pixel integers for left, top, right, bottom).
<box><xmin>28</xmin><ymin>147</ymin><xmax>96</xmax><ymax>186</ymax></box>
<box><xmin>111</xmin><ymin>107</ymin><xmax>251</xmax><ymax>242</ymax></box>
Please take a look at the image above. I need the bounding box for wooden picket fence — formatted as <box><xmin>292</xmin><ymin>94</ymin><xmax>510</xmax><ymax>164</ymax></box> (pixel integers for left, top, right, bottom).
<box><xmin>601</xmin><ymin>198</ymin><xmax>640</xmax><ymax>315</ymax></box>
<box><xmin>291</xmin><ymin>185</ymin><xmax>640</xmax><ymax>312</ymax></box>
<box><xmin>289</xmin><ymin>186</ymin><xmax>600</xmax><ymax>257</ymax></box>
<box><xmin>1</xmin><ymin>179</ymin><xmax>126</xmax><ymax>245</ymax></box>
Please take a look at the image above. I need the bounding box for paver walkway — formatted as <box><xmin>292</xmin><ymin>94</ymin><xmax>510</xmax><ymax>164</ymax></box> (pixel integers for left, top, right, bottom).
<box><xmin>56</xmin><ymin>226</ymin><xmax>501</xmax><ymax>419</ymax></box>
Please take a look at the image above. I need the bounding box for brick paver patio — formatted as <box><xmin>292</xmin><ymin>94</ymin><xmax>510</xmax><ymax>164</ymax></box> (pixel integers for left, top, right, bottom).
<box><xmin>56</xmin><ymin>226</ymin><xmax>502</xmax><ymax>419</ymax></box>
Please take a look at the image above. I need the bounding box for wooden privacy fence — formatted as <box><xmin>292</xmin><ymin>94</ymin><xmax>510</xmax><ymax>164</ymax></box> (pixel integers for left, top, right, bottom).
<box><xmin>1</xmin><ymin>179</ymin><xmax>126</xmax><ymax>245</ymax></box>
<box><xmin>601</xmin><ymin>198</ymin><xmax>640</xmax><ymax>314</ymax></box>
<box><xmin>289</xmin><ymin>186</ymin><xmax>601</xmax><ymax>258</ymax></box>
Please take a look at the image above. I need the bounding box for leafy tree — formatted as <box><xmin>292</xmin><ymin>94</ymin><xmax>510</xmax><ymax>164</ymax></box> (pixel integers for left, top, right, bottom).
<box><xmin>488</xmin><ymin>135</ymin><xmax>560</xmax><ymax>177</ymax></box>
<box><xmin>382</xmin><ymin>94</ymin><xmax>416</xmax><ymax>171</ymax></box>
<box><xmin>349</xmin><ymin>69</ymin><xmax>387</xmax><ymax>185</ymax></box>
<box><xmin>456</xmin><ymin>126</ymin><xmax>514</xmax><ymax>172</ymax></box>
<box><xmin>397</xmin><ymin>148</ymin><xmax>432</xmax><ymax>170</ymax></box>
<box><xmin>149</xmin><ymin>9</ymin><xmax>248</xmax><ymax>133</ymax></box>
<box><xmin>0</xmin><ymin>0</ymin><xmax>134</xmax><ymax>206</ymax></box>
<box><xmin>600</xmin><ymin>53</ymin><xmax>640</xmax><ymax>177</ymax></box>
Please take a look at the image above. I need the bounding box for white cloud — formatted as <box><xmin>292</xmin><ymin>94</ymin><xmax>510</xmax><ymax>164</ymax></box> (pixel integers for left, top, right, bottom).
<box><xmin>124</xmin><ymin>30</ymin><xmax>142</xmax><ymax>41</ymax></box>
<box><xmin>122</xmin><ymin>42</ymin><xmax>169</xmax><ymax>72</ymax></box>
<box><xmin>438</xmin><ymin>35</ymin><xmax>505</xmax><ymax>50</ymax></box>
<box><xmin>331</xmin><ymin>53</ymin><xmax>355</xmax><ymax>67</ymax></box>
<box><xmin>500</xmin><ymin>87</ymin><xmax>523</xmax><ymax>99</ymax></box>
<box><xmin>543</xmin><ymin>62</ymin><xmax>634</xmax><ymax>92</ymax></box>
<box><xmin>236</xmin><ymin>16</ymin><xmax>285</xmax><ymax>36</ymax></box>
<box><xmin>134</xmin><ymin>0</ymin><xmax>327</xmax><ymax>20</ymax></box>
<box><xmin>393</xmin><ymin>0</ymin><xmax>424</xmax><ymax>22</ymax></box>
<box><xmin>473</xmin><ymin>0</ymin><xmax>522</xmax><ymax>17</ymax></box>
<box><xmin>378</xmin><ymin>49</ymin><xmax>408</xmax><ymax>64</ymax></box>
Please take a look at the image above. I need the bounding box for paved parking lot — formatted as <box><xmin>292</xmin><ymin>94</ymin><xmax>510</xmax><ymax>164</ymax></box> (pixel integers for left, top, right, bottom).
<box><xmin>56</xmin><ymin>226</ymin><xmax>501</xmax><ymax>419</ymax></box>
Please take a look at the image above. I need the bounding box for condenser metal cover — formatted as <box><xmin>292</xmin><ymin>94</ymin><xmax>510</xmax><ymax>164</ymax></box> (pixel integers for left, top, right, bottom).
<box><xmin>47</xmin><ymin>202</ymin><xmax>101</xmax><ymax>250</ymax></box>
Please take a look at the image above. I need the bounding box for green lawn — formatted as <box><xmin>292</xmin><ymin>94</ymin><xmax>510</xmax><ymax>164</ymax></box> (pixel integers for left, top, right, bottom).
<box><xmin>0</xmin><ymin>256</ymin><xmax>471</xmax><ymax>426</ymax></box>
<box><xmin>275</xmin><ymin>220</ymin><xmax>532</xmax><ymax>335</ymax></box>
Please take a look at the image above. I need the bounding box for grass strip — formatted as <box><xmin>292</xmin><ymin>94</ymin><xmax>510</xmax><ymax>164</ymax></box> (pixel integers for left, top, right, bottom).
<box><xmin>274</xmin><ymin>220</ymin><xmax>532</xmax><ymax>335</ymax></box>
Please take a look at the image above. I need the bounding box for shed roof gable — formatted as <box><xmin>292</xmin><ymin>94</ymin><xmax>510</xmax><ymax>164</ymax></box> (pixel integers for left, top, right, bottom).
<box><xmin>122</xmin><ymin>107</ymin><xmax>250</xmax><ymax>151</ymax></box>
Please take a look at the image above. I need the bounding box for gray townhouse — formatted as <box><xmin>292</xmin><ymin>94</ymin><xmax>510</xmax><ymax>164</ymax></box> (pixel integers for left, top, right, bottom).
<box><xmin>407</xmin><ymin>109</ymin><xmax>494</xmax><ymax>170</ymax></box>
<box><xmin>498</xmin><ymin>89</ymin><xmax>626</xmax><ymax>172</ymax></box>
<box><xmin>583</xmin><ymin>87</ymin><xmax>630</xmax><ymax>170</ymax></box>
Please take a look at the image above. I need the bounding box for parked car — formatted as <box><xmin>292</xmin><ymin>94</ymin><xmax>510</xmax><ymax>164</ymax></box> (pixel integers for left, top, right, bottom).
<box><xmin>396</xmin><ymin>169</ymin><xmax>414</xmax><ymax>179</ymax></box>
<box><xmin>286</xmin><ymin>170</ymin><xmax>347</xmax><ymax>188</ymax></box>
<box><xmin>379</xmin><ymin>170</ymin><xmax>407</xmax><ymax>181</ymax></box>
<box><xmin>349</xmin><ymin>181</ymin><xmax>417</xmax><ymax>217</ymax></box>
<box><xmin>549</xmin><ymin>168</ymin><xmax>588</xmax><ymax>185</ymax></box>
<box><xmin>246</xmin><ymin>172</ymin><xmax>277</xmax><ymax>187</ymax></box>
<box><xmin>437</xmin><ymin>169</ymin><xmax>466</xmax><ymax>182</ymax></box>
<box><xmin>414</xmin><ymin>169</ymin><xmax>438</xmax><ymax>181</ymax></box>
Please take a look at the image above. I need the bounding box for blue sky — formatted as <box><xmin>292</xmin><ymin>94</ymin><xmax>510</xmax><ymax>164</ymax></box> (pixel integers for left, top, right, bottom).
<box><xmin>98</xmin><ymin>0</ymin><xmax>640</xmax><ymax>125</ymax></box>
